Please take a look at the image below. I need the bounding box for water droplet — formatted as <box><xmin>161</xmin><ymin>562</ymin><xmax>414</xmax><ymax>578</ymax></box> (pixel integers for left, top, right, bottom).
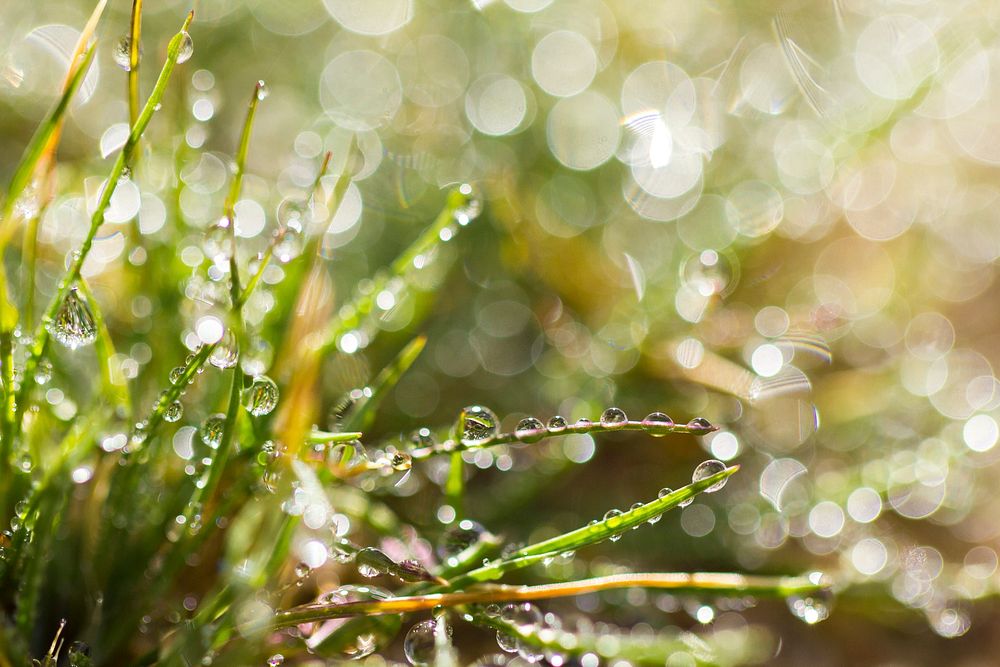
<box><xmin>496</xmin><ymin>630</ymin><xmax>518</xmax><ymax>653</ymax></box>
<box><xmin>629</xmin><ymin>502</ymin><xmax>644</xmax><ymax>529</ymax></box>
<box><xmin>199</xmin><ymin>413</ymin><xmax>225</xmax><ymax>448</ymax></box>
<box><xmin>515</xmin><ymin>417</ymin><xmax>545</xmax><ymax>443</ymax></box>
<box><xmin>642</xmin><ymin>411</ymin><xmax>674</xmax><ymax>436</ymax></box>
<box><xmin>176</xmin><ymin>31</ymin><xmax>194</xmax><ymax>65</ymax></box>
<box><xmin>692</xmin><ymin>459</ymin><xmax>728</xmax><ymax>492</ymax></box>
<box><xmin>294</xmin><ymin>562</ymin><xmax>312</xmax><ymax>578</ymax></box>
<box><xmin>244</xmin><ymin>375</ymin><xmax>279</xmax><ymax>416</ymax></box>
<box><xmin>603</xmin><ymin>508</ymin><xmax>625</xmax><ymax>540</ymax></box>
<box><xmin>169</xmin><ymin>366</ymin><xmax>185</xmax><ymax>384</ymax></box>
<box><xmin>574</xmin><ymin>417</ymin><xmax>593</xmax><ymax>428</ymax></box>
<box><xmin>266</xmin><ymin>655</ymin><xmax>284</xmax><ymax>667</ymax></box>
<box><xmin>787</xmin><ymin>588</ymin><xmax>832</xmax><ymax>624</ymax></box>
<box><xmin>547</xmin><ymin>415</ymin><xmax>568</xmax><ymax>432</ymax></box>
<box><xmin>330</xmin><ymin>441</ymin><xmax>368</xmax><ymax>471</ymax></box>
<box><xmin>113</xmin><ymin>34</ymin><xmax>137</xmax><ymax>71</ymax></box>
<box><xmin>459</xmin><ymin>405</ymin><xmax>499</xmax><ymax>446</ymax></box>
<box><xmin>686</xmin><ymin>417</ymin><xmax>714</xmax><ymax>432</ymax></box>
<box><xmin>405</xmin><ymin>619</ymin><xmax>451</xmax><ymax>666</ymax></box>
<box><xmin>500</xmin><ymin>602</ymin><xmax>542</xmax><ymax>633</ymax></box>
<box><xmin>209</xmin><ymin>329</ymin><xmax>238</xmax><ymax>369</ymax></box>
<box><xmin>164</xmin><ymin>400</ymin><xmax>184</xmax><ymax>423</ymax></box>
<box><xmin>17</xmin><ymin>454</ymin><xmax>32</xmax><ymax>473</ymax></box>
<box><xmin>390</xmin><ymin>451</ymin><xmax>412</xmax><ymax>471</ymax></box>
<box><xmin>657</xmin><ymin>487</ymin><xmax>674</xmax><ymax>499</ymax></box>
<box><xmin>355</xmin><ymin>547</ymin><xmax>395</xmax><ymax>578</ymax></box>
<box><xmin>681</xmin><ymin>250</ymin><xmax>735</xmax><ymax>297</ymax></box>
<box><xmin>256</xmin><ymin>80</ymin><xmax>269</xmax><ymax>101</ymax></box>
<box><xmin>50</xmin><ymin>287</ymin><xmax>97</xmax><ymax>350</ymax></box>
<box><xmin>600</xmin><ymin>407</ymin><xmax>628</xmax><ymax>428</ymax></box>
<box><xmin>320</xmin><ymin>584</ymin><xmax>392</xmax><ymax>605</ymax></box>
<box><xmin>437</xmin><ymin>519</ymin><xmax>487</xmax><ymax>559</ymax></box>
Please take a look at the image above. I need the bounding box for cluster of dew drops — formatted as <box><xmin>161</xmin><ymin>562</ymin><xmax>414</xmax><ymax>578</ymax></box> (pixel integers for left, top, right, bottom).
<box><xmin>456</xmin><ymin>404</ymin><xmax>716</xmax><ymax>449</ymax></box>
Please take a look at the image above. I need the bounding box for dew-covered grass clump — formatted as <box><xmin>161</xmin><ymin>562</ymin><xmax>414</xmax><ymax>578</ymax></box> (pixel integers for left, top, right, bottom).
<box><xmin>1</xmin><ymin>0</ymin><xmax>998</xmax><ymax>665</ymax></box>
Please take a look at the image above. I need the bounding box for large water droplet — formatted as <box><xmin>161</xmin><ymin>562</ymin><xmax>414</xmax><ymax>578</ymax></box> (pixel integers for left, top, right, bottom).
<box><xmin>209</xmin><ymin>329</ymin><xmax>238</xmax><ymax>369</ymax></box>
<box><xmin>500</xmin><ymin>602</ymin><xmax>543</xmax><ymax>633</ymax></box>
<box><xmin>244</xmin><ymin>375</ymin><xmax>279</xmax><ymax>416</ymax></box>
<box><xmin>50</xmin><ymin>287</ymin><xmax>97</xmax><ymax>350</ymax></box>
<box><xmin>515</xmin><ymin>417</ymin><xmax>545</xmax><ymax>443</ymax></box>
<box><xmin>404</xmin><ymin>619</ymin><xmax>451</xmax><ymax>666</ymax></box>
<box><xmin>546</xmin><ymin>415</ymin><xmax>568</xmax><ymax>432</ymax></box>
<box><xmin>681</xmin><ymin>249</ymin><xmax>735</xmax><ymax>297</ymax></box>
<box><xmin>459</xmin><ymin>405</ymin><xmax>498</xmax><ymax>446</ymax></box>
<box><xmin>686</xmin><ymin>416</ymin><xmax>714</xmax><ymax>433</ymax></box>
<box><xmin>642</xmin><ymin>411</ymin><xmax>674</xmax><ymax>436</ymax></box>
<box><xmin>113</xmin><ymin>34</ymin><xmax>136</xmax><ymax>71</ymax></box>
<box><xmin>692</xmin><ymin>459</ymin><xmax>728</xmax><ymax>492</ymax></box>
<box><xmin>600</xmin><ymin>407</ymin><xmax>628</xmax><ymax>428</ymax></box>
<box><xmin>199</xmin><ymin>413</ymin><xmax>225</xmax><ymax>448</ymax></box>
<box><xmin>266</xmin><ymin>655</ymin><xmax>284</xmax><ymax>667</ymax></box>
<box><xmin>390</xmin><ymin>451</ymin><xmax>412</xmax><ymax>471</ymax></box>
<box><xmin>176</xmin><ymin>31</ymin><xmax>194</xmax><ymax>64</ymax></box>
<box><xmin>356</xmin><ymin>547</ymin><xmax>394</xmax><ymax>578</ymax></box>
<box><xmin>164</xmin><ymin>400</ymin><xmax>184</xmax><ymax>423</ymax></box>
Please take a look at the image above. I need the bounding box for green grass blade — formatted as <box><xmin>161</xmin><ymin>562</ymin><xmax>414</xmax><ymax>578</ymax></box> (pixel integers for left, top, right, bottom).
<box><xmin>446</xmin><ymin>466</ymin><xmax>740</xmax><ymax>587</ymax></box>
<box><xmin>0</xmin><ymin>44</ymin><xmax>96</xmax><ymax>246</ymax></box>
<box><xmin>318</xmin><ymin>185</ymin><xmax>475</xmax><ymax>355</ymax></box>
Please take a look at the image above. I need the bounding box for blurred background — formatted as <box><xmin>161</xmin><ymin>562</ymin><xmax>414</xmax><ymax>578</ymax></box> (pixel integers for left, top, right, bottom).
<box><xmin>3</xmin><ymin>0</ymin><xmax>1000</xmax><ymax>664</ymax></box>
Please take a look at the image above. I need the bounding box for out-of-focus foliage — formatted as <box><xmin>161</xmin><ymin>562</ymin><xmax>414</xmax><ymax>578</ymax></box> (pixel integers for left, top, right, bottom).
<box><xmin>2</xmin><ymin>0</ymin><xmax>1000</xmax><ymax>665</ymax></box>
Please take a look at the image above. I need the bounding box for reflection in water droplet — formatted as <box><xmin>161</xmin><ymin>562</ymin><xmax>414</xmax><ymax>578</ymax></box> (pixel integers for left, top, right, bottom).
<box><xmin>244</xmin><ymin>375</ymin><xmax>279</xmax><ymax>416</ymax></box>
<box><xmin>600</xmin><ymin>407</ymin><xmax>628</xmax><ymax>428</ymax></box>
<box><xmin>459</xmin><ymin>405</ymin><xmax>499</xmax><ymax>446</ymax></box>
<box><xmin>547</xmin><ymin>415</ymin><xmax>568</xmax><ymax>432</ymax></box>
<box><xmin>256</xmin><ymin>80</ymin><xmax>270</xmax><ymax>100</ymax></box>
<box><xmin>692</xmin><ymin>459</ymin><xmax>728</xmax><ymax>492</ymax></box>
<box><xmin>515</xmin><ymin>417</ymin><xmax>545</xmax><ymax>442</ymax></box>
<box><xmin>50</xmin><ymin>287</ymin><xmax>97</xmax><ymax>350</ymax></box>
<box><xmin>176</xmin><ymin>31</ymin><xmax>194</xmax><ymax>64</ymax></box>
<box><xmin>404</xmin><ymin>619</ymin><xmax>451</xmax><ymax>666</ymax></box>
<box><xmin>199</xmin><ymin>413</ymin><xmax>225</xmax><ymax>448</ymax></box>
<box><xmin>113</xmin><ymin>34</ymin><xmax>135</xmax><ymax>71</ymax></box>
<box><xmin>209</xmin><ymin>329</ymin><xmax>238</xmax><ymax>369</ymax></box>
<box><xmin>164</xmin><ymin>401</ymin><xmax>184</xmax><ymax>423</ymax></box>
<box><xmin>266</xmin><ymin>655</ymin><xmax>284</xmax><ymax>667</ymax></box>
<box><xmin>642</xmin><ymin>411</ymin><xmax>674</xmax><ymax>436</ymax></box>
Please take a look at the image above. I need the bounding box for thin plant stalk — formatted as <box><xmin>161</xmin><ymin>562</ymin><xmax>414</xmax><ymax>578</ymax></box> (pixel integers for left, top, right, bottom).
<box><xmin>270</xmin><ymin>571</ymin><xmax>828</xmax><ymax>628</ymax></box>
<box><xmin>10</xmin><ymin>11</ymin><xmax>194</xmax><ymax>446</ymax></box>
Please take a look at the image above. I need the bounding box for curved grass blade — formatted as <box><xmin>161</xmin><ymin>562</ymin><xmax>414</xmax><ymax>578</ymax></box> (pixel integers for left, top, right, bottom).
<box><xmin>127</xmin><ymin>0</ymin><xmax>143</xmax><ymax>131</ymax></box>
<box><xmin>318</xmin><ymin>185</ymin><xmax>475</xmax><ymax>356</ymax></box>
<box><xmin>270</xmin><ymin>569</ymin><xmax>827</xmax><ymax>627</ymax></box>
<box><xmin>446</xmin><ymin>465</ymin><xmax>740</xmax><ymax>587</ymax></box>
<box><xmin>341</xmin><ymin>335</ymin><xmax>426</xmax><ymax>432</ymax></box>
